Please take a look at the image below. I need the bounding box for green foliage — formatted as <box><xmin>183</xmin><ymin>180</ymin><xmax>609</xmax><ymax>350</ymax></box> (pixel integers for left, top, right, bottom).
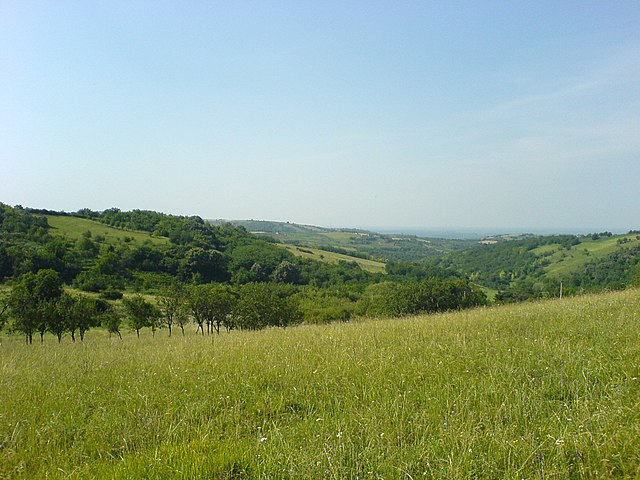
<box><xmin>68</xmin><ymin>294</ymin><xmax>101</xmax><ymax>341</ymax></box>
<box><xmin>122</xmin><ymin>294</ymin><xmax>161</xmax><ymax>337</ymax></box>
<box><xmin>228</xmin><ymin>242</ymin><xmax>292</xmax><ymax>284</ymax></box>
<box><xmin>100</xmin><ymin>306</ymin><xmax>123</xmax><ymax>339</ymax></box>
<box><xmin>186</xmin><ymin>284</ymin><xmax>235</xmax><ymax>334</ymax></box>
<box><xmin>7</xmin><ymin>269</ymin><xmax>64</xmax><ymax>343</ymax></box>
<box><xmin>158</xmin><ymin>283</ymin><xmax>188</xmax><ymax>336</ymax></box>
<box><xmin>271</xmin><ymin>260</ymin><xmax>302</xmax><ymax>284</ymax></box>
<box><xmin>73</xmin><ymin>270</ymin><xmax>125</xmax><ymax>293</ymax></box>
<box><xmin>179</xmin><ymin>247</ymin><xmax>228</xmax><ymax>283</ymax></box>
<box><xmin>295</xmin><ymin>286</ymin><xmax>356</xmax><ymax>324</ymax></box>
<box><xmin>357</xmin><ymin>278</ymin><xmax>487</xmax><ymax>317</ymax></box>
<box><xmin>233</xmin><ymin>283</ymin><xmax>301</xmax><ymax>330</ymax></box>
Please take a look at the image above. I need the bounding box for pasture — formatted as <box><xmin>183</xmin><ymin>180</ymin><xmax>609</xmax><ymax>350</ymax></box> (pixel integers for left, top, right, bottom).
<box><xmin>45</xmin><ymin>215</ymin><xmax>169</xmax><ymax>246</ymax></box>
<box><xmin>280</xmin><ymin>244</ymin><xmax>387</xmax><ymax>274</ymax></box>
<box><xmin>0</xmin><ymin>289</ymin><xmax>639</xmax><ymax>478</ymax></box>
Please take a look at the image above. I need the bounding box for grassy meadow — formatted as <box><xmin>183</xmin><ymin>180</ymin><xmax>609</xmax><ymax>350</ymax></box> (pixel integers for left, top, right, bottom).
<box><xmin>280</xmin><ymin>244</ymin><xmax>387</xmax><ymax>274</ymax></box>
<box><xmin>46</xmin><ymin>216</ymin><xmax>169</xmax><ymax>246</ymax></box>
<box><xmin>1</xmin><ymin>290</ymin><xmax>639</xmax><ymax>479</ymax></box>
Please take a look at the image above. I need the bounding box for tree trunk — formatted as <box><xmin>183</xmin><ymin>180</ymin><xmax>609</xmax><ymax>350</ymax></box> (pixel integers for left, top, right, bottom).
<box><xmin>136</xmin><ymin>328</ymin><xmax>140</xmax><ymax>338</ymax></box>
<box><xmin>71</xmin><ymin>330</ymin><xmax>76</xmax><ymax>342</ymax></box>
<box><xmin>180</xmin><ymin>324</ymin><xmax>185</xmax><ymax>336</ymax></box>
<box><xmin>168</xmin><ymin>323</ymin><xmax>172</xmax><ymax>337</ymax></box>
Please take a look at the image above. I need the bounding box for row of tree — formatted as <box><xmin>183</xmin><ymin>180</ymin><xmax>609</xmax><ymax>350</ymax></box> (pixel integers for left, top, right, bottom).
<box><xmin>1</xmin><ymin>268</ymin><xmax>488</xmax><ymax>344</ymax></box>
<box><xmin>1</xmin><ymin>269</ymin><xmax>302</xmax><ymax>343</ymax></box>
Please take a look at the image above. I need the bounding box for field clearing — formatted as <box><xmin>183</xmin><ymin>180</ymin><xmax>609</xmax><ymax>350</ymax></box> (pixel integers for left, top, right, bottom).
<box><xmin>1</xmin><ymin>289</ymin><xmax>639</xmax><ymax>478</ymax></box>
<box><xmin>46</xmin><ymin>216</ymin><xmax>168</xmax><ymax>246</ymax></box>
<box><xmin>280</xmin><ymin>244</ymin><xmax>387</xmax><ymax>274</ymax></box>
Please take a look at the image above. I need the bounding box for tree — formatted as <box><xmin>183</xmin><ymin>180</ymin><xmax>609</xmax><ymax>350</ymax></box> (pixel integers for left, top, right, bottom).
<box><xmin>8</xmin><ymin>269</ymin><xmax>64</xmax><ymax>344</ymax></box>
<box><xmin>101</xmin><ymin>307</ymin><xmax>123</xmax><ymax>339</ymax></box>
<box><xmin>272</xmin><ymin>260</ymin><xmax>302</xmax><ymax>284</ymax></box>
<box><xmin>8</xmin><ymin>284</ymin><xmax>39</xmax><ymax>344</ymax></box>
<box><xmin>356</xmin><ymin>278</ymin><xmax>487</xmax><ymax>318</ymax></box>
<box><xmin>44</xmin><ymin>296</ymin><xmax>69</xmax><ymax>342</ymax></box>
<box><xmin>158</xmin><ymin>283</ymin><xmax>188</xmax><ymax>336</ymax></box>
<box><xmin>233</xmin><ymin>283</ymin><xmax>301</xmax><ymax>330</ymax></box>
<box><xmin>356</xmin><ymin>282</ymin><xmax>403</xmax><ymax>317</ymax></box>
<box><xmin>207</xmin><ymin>285</ymin><xmax>235</xmax><ymax>334</ymax></box>
<box><xmin>71</xmin><ymin>295</ymin><xmax>100</xmax><ymax>341</ymax></box>
<box><xmin>187</xmin><ymin>284</ymin><xmax>236</xmax><ymax>335</ymax></box>
<box><xmin>0</xmin><ymin>290</ymin><xmax>9</xmax><ymax>332</ymax></box>
<box><xmin>122</xmin><ymin>295</ymin><xmax>160</xmax><ymax>337</ymax></box>
<box><xmin>179</xmin><ymin>247</ymin><xmax>228</xmax><ymax>283</ymax></box>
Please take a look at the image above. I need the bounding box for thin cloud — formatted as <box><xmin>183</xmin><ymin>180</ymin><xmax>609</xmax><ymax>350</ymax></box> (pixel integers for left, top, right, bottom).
<box><xmin>478</xmin><ymin>43</ymin><xmax>640</xmax><ymax>120</ymax></box>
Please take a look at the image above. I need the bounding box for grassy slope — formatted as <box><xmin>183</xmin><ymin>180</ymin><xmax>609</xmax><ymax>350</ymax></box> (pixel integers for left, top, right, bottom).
<box><xmin>1</xmin><ymin>289</ymin><xmax>639</xmax><ymax>479</ymax></box>
<box><xmin>532</xmin><ymin>234</ymin><xmax>640</xmax><ymax>278</ymax></box>
<box><xmin>279</xmin><ymin>244</ymin><xmax>387</xmax><ymax>274</ymax></box>
<box><xmin>46</xmin><ymin>215</ymin><xmax>169</xmax><ymax>245</ymax></box>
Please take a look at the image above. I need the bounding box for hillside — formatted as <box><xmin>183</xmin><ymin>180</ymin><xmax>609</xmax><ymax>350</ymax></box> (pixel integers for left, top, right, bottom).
<box><xmin>210</xmin><ymin>219</ymin><xmax>474</xmax><ymax>262</ymax></box>
<box><xmin>1</xmin><ymin>289</ymin><xmax>638</xmax><ymax>478</ymax></box>
<box><xmin>534</xmin><ymin>233</ymin><xmax>640</xmax><ymax>277</ymax></box>
<box><xmin>4</xmin><ymin>205</ymin><xmax>491</xmax><ymax>328</ymax></box>
<box><xmin>46</xmin><ymin>215</ymin><xmax>169</xmax><ymax>246</ymax></box>
<box><xmin>435</xmin><ymin>232</ymin><xmax>640</xmax><ymax>298</ymax></box>
<box><xmin>279</xmin><ymin>244</ymin><xmax>387</xmax><ymax>274</ymax></box>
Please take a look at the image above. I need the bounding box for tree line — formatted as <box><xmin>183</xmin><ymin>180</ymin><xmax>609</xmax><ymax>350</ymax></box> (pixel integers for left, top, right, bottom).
<box><xmin>1</xmin><ymin>268</ymin><xmax>487</xmax><ymax>344</ymax></box>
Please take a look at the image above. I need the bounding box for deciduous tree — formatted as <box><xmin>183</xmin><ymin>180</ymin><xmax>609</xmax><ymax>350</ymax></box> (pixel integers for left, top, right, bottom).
<box><xmin>122</xmin><ymin>294</ymin><xmax>160</xmax><ymax>337</ymax></box>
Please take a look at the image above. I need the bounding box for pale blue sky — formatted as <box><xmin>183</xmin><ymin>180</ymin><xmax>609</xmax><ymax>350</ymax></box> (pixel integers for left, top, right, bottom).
<box><xmin>2</xmin><ymin>1</ymin><xmax>639</xmax><ymax>231</ymax></box>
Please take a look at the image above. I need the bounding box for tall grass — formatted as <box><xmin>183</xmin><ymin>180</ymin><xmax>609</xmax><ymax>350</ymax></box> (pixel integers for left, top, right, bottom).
<box><xmin>1</xmin><ymin>290</ymin><xmax>639</xmax><ymax>478</ymax></box>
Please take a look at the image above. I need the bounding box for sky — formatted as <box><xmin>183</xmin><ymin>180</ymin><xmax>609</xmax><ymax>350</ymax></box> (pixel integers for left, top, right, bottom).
<box><xmin>2</xmin><ymin>1</ymin><xmax>639</xmax><ymax>232</ymax></box>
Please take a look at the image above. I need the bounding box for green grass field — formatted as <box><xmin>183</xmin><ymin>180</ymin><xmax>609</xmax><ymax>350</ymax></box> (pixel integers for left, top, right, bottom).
<box><xmin>280</xmin><ymin>244</ymin><xmax>387</xmax><ymax>274</ymax></box>
<box><xmin>1</xmin><ymin>289</ymin><xmax>639</xmax><ymax>479</ymax></box>
<box><xmin>46</xmin><ymin>215</ymin><xmax>169</xmax><ymax>246</ymax></box>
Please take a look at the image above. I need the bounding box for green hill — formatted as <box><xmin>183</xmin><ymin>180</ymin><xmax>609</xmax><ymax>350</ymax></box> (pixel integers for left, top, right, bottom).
<box><xmin>1</xmin><ymin>288</ymin><xmax>638</xmax><ymax>478</ymax></box>
<box><xmin>533</xmin><ymin>233</ymin><xmax>640</xmax><ymax>277</ymax></box>
<box><xmin>210</xmin><ymin>219</ymin><xmax>474</xmax><ymax>262</ymax></box>
<box><xmin>436</xmin><ymin>232</ymin><xmax>640</xmax><ymax>296</ymax></box>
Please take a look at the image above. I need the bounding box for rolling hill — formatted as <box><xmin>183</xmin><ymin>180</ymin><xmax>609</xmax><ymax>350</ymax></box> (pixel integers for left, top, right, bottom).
<box><xmin>209</xmin><ymin>219</ymin><xmax>474</xmax><ymax>262</ymax></box>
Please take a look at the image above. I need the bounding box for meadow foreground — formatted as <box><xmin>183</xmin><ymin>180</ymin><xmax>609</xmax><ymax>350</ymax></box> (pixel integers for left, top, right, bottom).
<box><xmin>1</xmin><ymin>290</ymin><xmax>639</xmax><ymax>479</ymax></box>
